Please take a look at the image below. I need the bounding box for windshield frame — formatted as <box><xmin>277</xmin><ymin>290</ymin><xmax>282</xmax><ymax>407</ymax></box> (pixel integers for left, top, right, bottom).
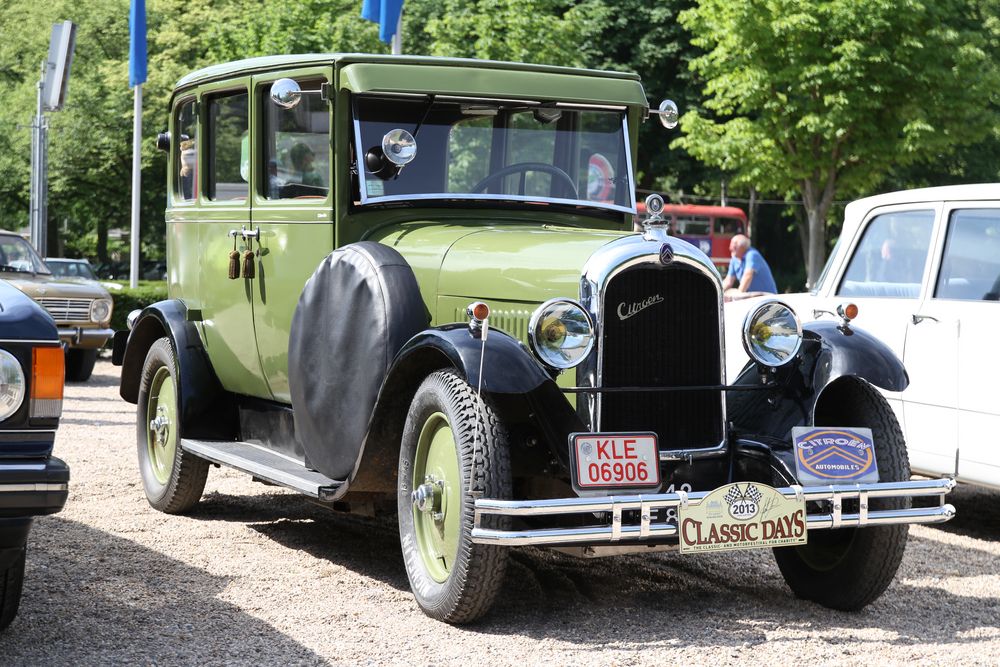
<box><xmin>351</xmin><ymin>95</ymin><xmax>637</xmax><ymax>215</ymax></box>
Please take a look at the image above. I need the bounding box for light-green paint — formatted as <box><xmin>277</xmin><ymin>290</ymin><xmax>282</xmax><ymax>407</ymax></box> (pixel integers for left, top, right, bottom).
<box><xmin>164</xmin><ymin>54</ymin><xmax>650</xmax><ymax>404</ymax></box>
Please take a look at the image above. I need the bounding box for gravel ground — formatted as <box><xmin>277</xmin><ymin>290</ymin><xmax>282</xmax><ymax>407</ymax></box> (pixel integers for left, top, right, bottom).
<box><xmin>1</xmin><ymin>358</ymin><xmax>998</xmax><ymax>665</ymax></box>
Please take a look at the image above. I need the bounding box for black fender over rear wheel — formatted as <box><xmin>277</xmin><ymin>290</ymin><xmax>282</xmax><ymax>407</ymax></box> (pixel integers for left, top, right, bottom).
<box><xmin>397</xmin><ymin>369</ymin><xmax>511</xmax><ymax>624</ymax></box>
<box><xmin>136</xmin><ymin>337</ymin><xmax>209</xmax><ymax>513</ymax></box>
<box><xmin>774</xmin><ymin>379</ymin><xmax>910</xmax><ymax>610</ymax></box>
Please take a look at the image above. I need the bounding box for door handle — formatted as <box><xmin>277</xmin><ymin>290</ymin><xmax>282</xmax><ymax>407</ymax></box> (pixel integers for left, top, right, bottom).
<box><xmin>227</xmin><ymin>227</ymin><xmax>259</xmax><ymax>240</ymax></box>
<box><xmin>912</xmin><ymin>313</ymin><xmax>939</xmax><ymax>325</ymax></box>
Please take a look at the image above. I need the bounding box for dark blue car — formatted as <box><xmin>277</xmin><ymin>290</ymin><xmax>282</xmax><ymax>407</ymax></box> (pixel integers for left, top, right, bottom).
<box><xmin>0</xmin><ymin>280</ymin><xmax>68</xmax><ymax>630</ymax></box>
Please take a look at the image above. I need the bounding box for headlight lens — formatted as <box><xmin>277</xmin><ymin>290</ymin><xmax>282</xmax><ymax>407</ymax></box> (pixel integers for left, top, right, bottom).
<box><xmin>528</xmin><ymin>299</ymin><xmax>594</xmax><ymax>369</ymax></box>
<box><xmin>90</xmin><ymin>298</ymin><xmax>113</xmax><ymax>323</ymax></box>
<box><xmin>0</xmin><ymin>350</ymin><xmax>26</xmax><ymax>422</ymax></box>
<box><xmin>742</xmin><ymin>300</ymin><xmax>802</xmax><ymax>367</ymax></box>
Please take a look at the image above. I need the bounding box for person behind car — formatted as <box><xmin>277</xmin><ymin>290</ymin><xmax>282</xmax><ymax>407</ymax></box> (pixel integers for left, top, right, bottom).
<box><xmin>722</xmin><ymin>234</ymin><xmax>777</xmax><ymax>297</ymax></box>
<box><xmin>290</xmin><ymin>143</ymin><xmax>323</xmax><ymax>188</ymax></box>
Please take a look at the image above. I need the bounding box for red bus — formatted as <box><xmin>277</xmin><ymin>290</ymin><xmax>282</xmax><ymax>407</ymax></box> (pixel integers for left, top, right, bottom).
<box><xmin>635</xmin><ymin>202</ymin><xmax>747</xmax><ymax>273</ymax></box>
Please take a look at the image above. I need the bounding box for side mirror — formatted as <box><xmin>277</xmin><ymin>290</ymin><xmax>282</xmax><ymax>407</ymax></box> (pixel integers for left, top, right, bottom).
<box><xmin>270</xmin><ymin>78</ymin><xmax>302</xmax><ymax>109</ymax></box>
<box><xmin>156</xmin><ymin>131</ymin><xmax>171</xmax><ymax>152</ymax></box>
<box><xmin>650</xmin><ymin>99</ymin><xmax>679</xmax><ymax>129</ymax></box>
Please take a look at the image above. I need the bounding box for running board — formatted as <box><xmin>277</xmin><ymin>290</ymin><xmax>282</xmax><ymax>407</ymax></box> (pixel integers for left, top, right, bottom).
<box><xmin>181</xmin><ymin>438</ymin><xmax>344</xmax><ymax>501</ymax></box>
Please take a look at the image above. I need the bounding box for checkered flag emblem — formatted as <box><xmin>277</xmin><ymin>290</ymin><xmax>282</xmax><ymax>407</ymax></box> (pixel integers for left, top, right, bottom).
<box><xmin>724</xmin><ymin>484</ymin><xmax>763</xmax><ymax>505</ymax></box>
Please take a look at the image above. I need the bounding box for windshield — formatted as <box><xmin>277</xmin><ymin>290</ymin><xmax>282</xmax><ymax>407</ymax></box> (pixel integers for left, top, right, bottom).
<box><xmin>0</xmin><ymin>236</ymin><xmax>50</xmax><ymax>275</ymax></box>
<box><xmin>353</xmin><ymin>96</ymin><xmax>635</xmax><ymax>213</ymax></box>
<box><xmin>48</xmin><ymin>260</ymin><xmax>96</xmax><ymax>280</ymax></box>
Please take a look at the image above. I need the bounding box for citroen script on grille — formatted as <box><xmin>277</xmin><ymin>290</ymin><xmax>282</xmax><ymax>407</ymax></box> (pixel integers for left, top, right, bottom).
<box><xmin>617</xmin><ymin>294</ymin><xmax>664</xmax><ymax>321</ymax></box>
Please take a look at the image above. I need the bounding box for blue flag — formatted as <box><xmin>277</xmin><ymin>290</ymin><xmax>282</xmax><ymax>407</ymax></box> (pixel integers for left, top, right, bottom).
<box><xmin>129</xmin><ymin>0</ymin><xmax>147</xmax><ymax>87</ymax></box>
<box><xmin>361</xmin><ymin>0</ymin><xmax>404</xmax><ymax>44</ymax></box>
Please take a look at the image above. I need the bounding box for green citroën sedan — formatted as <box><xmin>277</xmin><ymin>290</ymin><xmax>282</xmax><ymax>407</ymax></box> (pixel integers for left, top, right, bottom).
<box><xmin>114</xmin><ymin>54</ymin><xmax>955</xmax><ymax>623</ymax></box>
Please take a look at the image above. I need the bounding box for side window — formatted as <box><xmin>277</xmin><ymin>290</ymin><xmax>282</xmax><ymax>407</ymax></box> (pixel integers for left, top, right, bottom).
<box><xmin>838</xmin><ymin>209</ymin><xmax>935</xmax><ymax>299</ymax></box>
<box><xmin>715</xmin><ymin>217</ymin><xmax>743</xmax><ymax>235</ymax></box>
<box><xmin>207</xmin><ymin>91</ymin><xmax>249</xmax><ymax>201</ymax></box>
<box><xmin>261</xmin><ymin>80</ymin><xmax>330</xmax><ymax>200</ymax></box>
<box><xmin>935</xmin><ymin>209</ymin><xmax>1000</xmax><ymax>301</ymax></box>
<box><xmin>174</xmin><ymin>99</ymin><xmax>197</xmax><ymax>201</ymax></box>
<box><xmin>675</xmin><ymin>216</ymin><xmax>711</xmax><ymax>235</ymax></box>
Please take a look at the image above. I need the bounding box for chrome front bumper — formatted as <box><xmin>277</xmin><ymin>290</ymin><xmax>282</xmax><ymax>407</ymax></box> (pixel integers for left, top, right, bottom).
<box><xmin>472</xmin><ymin>478</ymin><xmax>956</xmax><ymax>547</ymax></box>
<box><xmin>57</xmin><ymin>327</ymin><xmax>113</xmax><ymax>348</ymax></box>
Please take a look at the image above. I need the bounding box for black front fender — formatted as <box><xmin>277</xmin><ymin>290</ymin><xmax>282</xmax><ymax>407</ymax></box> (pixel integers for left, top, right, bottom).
<box><xmin>349</xmin><ymin>324</ymin><xmax>583</xmax><ymax>493</ymax></box>
<box><xmin>118</xmin><ymin>300</ymin><xmax>235</xmax><ymax>440</ymax></box>
<box><xmin>727</xmin><ymin>320</ymin><xmax>908</xmax><ymax>440</ymax></box>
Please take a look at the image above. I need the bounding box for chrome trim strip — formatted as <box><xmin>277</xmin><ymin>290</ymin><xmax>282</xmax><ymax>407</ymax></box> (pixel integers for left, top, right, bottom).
<box><xmin>0</xmin><ymin>483</ymin><xmax>68</xmax><ymax>493</ymax></box>
<box><xmin>0</xmin><ymin>429</ymin><xmax>57</xmax><ymax>434</ymax></box>
<box><xmin>472</xmin><ymin>478</ymin><xmax>957</xmax><ymax>546</ymax></box>
<box><xmin>0</xmin><ymin>340</ymin><xmax>61</xmax><ymax>346</ymax></box>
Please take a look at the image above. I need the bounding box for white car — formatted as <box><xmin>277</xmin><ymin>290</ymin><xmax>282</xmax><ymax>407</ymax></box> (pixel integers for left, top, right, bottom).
<box><xmin>725</xmin><ymin>183</ymin><xmax>1000</xmax><ymax>491</ymax></box>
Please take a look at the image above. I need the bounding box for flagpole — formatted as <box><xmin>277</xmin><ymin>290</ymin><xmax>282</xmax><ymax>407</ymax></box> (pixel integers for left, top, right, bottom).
<box><xmin>391</xmin><ymin>10</ymin><xmax>402</xmax><ymax>55</ymax></box>
<box><xmin>129</xmin><ymin>84</ymin><xmax>142</xmax><ymax>289</ymax></box>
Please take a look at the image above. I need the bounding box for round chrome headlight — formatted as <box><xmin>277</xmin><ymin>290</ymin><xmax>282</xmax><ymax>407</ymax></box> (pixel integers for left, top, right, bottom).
<box><xmin>742</xmin><ymin>300</ymin><xmax>803</xmax><ymax>367</ymax></box>
<box><xmin>0</xmin><ymin>350</ymin><xmax>26</xmax><ymax>422</ymax></box>
<box><xmin>90</xmin><ymin>299</ymin><xmax>113</xmax><ymax>323</ymax></box>
<box><xmin>528</xmin><ymin>299</ymin><xmax>595</xmax><ymax>370</ymax></box>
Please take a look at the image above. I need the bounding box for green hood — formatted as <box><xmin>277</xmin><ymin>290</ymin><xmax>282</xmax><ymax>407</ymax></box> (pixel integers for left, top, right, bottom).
<box><xmin>373</xmin><ymin>223</ymin><xmax>627</xmax><ymax>314</ymax></box>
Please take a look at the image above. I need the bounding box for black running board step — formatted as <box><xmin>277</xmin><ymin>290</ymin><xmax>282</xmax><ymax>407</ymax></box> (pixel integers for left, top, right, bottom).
<box><xmin>181</xmin><ymin>439</ymin><xmax>344</xmax><ymax>501</ymax></box>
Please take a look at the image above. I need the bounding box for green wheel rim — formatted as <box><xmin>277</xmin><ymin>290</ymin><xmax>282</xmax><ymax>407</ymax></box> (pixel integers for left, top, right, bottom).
<box><xmin>146</xmin><ymin>366</ymin><xmax>178</xmax><ymax>486</ymax></box>
<box><xmin>411</xmin><ymin>411</ymin><xmax>462</xmax><ymax>583</ymax></box>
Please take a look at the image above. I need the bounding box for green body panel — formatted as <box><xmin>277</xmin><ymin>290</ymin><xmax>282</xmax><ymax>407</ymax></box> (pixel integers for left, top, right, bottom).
<box><xmin>162</xmin><ymin>54</ymin><xmax>651</xmax><ymax>404</ymax></box>
<box><xmin>340</xmin><ymin>63</ymin><xmax>647</xmax><ymax>107</ymax></box>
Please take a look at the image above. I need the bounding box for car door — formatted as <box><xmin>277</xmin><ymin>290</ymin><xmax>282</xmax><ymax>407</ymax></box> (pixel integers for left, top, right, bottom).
<box><xmin>910</xmin><ymin>204</ymin><xmax>1000</xmax><ymax>487</ymax></box>
<box><xmin>250</xmin><ymin>68</ymin><xmax>336</xmax><ymax>403</ymax></box>
<box><xmin>826</xmin><ymin>205</ymin><xmax>940</xmax><ymax>437</ymax></box>
<box><xmin>197</xmin><ymin>79</ymin><xmax>271</xmax><ymax>398</ymax></box>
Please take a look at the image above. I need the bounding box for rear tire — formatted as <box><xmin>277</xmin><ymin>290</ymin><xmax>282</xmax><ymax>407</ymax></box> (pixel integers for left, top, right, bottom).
<box><xmin>0</xmin><ymin>549</ymin><xmax>26</xmax><ymax>631</ymax></box>
<box><xmin>398</xmin><ymin>370</ymin><xmax>511</xmax><ymax>624</ymax></box>
<box><xmin>774</xmin><ymin>379</ymin><xmax>910</xmax><ymax>610</ymax></box>
<box><xmin>65</xmin><ymin>348</ymin><xmax>98</xmax><ymax>382</ymax></box>
<box><xmin>137</xmin><ymin>338</ymin><xmax>209</xmax><ymax>513</ymax></box>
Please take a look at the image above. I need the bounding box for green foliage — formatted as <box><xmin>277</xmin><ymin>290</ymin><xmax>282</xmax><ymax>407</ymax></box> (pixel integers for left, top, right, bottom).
<box><xmin>675</xmin><ymin>0</ymin><xmax>1000</xmax><ymax>282</ymax></box>
<box><xmin>109</xmin><ymin>281</ymin><xmax>167</xmax><ymax>332</ymax></box>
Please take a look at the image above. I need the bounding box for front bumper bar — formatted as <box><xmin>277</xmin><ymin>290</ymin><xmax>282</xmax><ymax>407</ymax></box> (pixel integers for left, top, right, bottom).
<box><xmin>472</xmin><ymin>478</ymin><xmax>956</xmax><ymax>547</ymax></box>
<box><xmin>57</xmin><ymin>326</ymin><xmax>113</xmax><ymax>348</ymax></box>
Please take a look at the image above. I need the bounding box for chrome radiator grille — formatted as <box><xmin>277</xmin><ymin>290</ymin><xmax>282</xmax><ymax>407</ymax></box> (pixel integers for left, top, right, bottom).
<box><xmin>599</xmin><ymin>264</ymin><xmax>724</xmax><ymax>449</ymax></box>
<box><xmin>37</xmin><ymin>297</ymin><xmax>92</xmax><ymax>323</ymax></box>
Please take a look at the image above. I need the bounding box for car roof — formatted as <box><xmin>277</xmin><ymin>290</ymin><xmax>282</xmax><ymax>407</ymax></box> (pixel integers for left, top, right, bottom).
<box><xmin>843</xmin><ymin>183</ymin><xmax>1000</xmax><ymax>234</ymax></box>
<box><xmin>176</xmin><ymin>53</ymin><xmax>641</xmax><ymax>91</ymax></box>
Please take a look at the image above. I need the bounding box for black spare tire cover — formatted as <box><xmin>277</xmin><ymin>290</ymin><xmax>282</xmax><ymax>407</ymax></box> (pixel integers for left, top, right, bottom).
<box><xmin>288</xmin><ymin>242</ymin><xmax>427</xmax><ymax>480</ymax></box>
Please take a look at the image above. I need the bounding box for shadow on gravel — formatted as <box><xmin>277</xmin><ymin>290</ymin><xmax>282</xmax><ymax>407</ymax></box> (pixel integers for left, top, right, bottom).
<box><xmin>1</xmin><ymin>516</ymin><xmax>325</xmax><ymax>665</ymax></box>
<box><xmin>193</xmin><ymin>491</ymin><xmax>411</xmax><ymax>593</ymax></box>
<box><xmin>926</xmin><ymin>483</ymin><xmax>1000</xmax><ymax>541</ymax></box>
<box><xmin>65</xmin><ymin>363</ymin><xmax>119</xmax><ymax>388</ymax></box>
<box><xmin>181</xmin><ymin>490</ymin><xmax>999</xmax><ymax>655</ymax></box>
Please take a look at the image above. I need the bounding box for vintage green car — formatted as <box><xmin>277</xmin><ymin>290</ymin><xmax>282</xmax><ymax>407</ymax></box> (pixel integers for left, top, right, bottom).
<box><xmin>114</xmin><ymin>54</ymin><xmax>955</xmax><ymax>623</ymax></box>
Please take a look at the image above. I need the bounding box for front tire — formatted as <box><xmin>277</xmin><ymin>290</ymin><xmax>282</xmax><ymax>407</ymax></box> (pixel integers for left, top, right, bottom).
<box><xmin>136</xmin><ymin>338</ymin><xmax>209</xmax><ymax>513</ymax></box>
<box><xmin>774</xmin><ymin>379</ymin><xmax>910</xmax><ymax>610</ymax></box>
<box><xmin>65</xmin><ymin>348</ymin><xmax>98</xmax><ymax>382</ymax></box>
<box><xmin>0</xmin><ymin>549</ymin><xmax>25</xmax><ymax>631</ymax></box>
<box><xmin>397</xmin><ymin>370</ymin><xmax>511</xmax><ymax>624</ymax></box>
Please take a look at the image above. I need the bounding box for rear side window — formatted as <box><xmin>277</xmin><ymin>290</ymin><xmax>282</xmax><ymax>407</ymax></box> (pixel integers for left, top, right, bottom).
<box><xmin>935</xmin><ymin>209</ymin><xmax>1000</xmax><ymax>301</ymax></box>
<box><xmin>715</xmin><ymin>217</ymin><xmax>743</xmax><ymax>235</ymax></box>
<box><xmin>838</xmin><ymin>209</ymin><xmax>935</xmax><ymax>299</ymax></box>
<box><xmin>261</xmin><ymin>79</ymin><xmax>330</xmax><ymax>200</ymax></box>
<box><xmin>174</xmin><ymin>99</ymin><xmax>197</xmax><ymax>201</ymax></box>
<box><xmin>207</xmin><ymin>91</ymin><xmax>249</xmax><ymax>201</ymax></box>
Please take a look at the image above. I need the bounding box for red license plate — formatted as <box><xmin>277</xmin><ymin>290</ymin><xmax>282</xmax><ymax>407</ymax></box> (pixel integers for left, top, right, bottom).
<box><xmin>571</xmin><ymin>433</ymin><xmax>660</xmax><ymax>491</ymax></box>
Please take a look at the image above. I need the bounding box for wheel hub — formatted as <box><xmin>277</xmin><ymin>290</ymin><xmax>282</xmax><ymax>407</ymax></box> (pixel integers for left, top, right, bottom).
<box><xmin>150</xmin><ymin>407</ymin><xmax>170</xmax><ymax>448</ymax></box>
<box><xmin>412</xmin><ymin>477</ymin><xmax>445</xmax><ymax>521</ymax></box>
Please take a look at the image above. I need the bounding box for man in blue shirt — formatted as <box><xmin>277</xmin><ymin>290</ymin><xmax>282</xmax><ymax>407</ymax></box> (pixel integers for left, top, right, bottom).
<box><xmin>723</xmin><ymin>234</ymin><xmax>777</xmax><ymax>296</ymax></box>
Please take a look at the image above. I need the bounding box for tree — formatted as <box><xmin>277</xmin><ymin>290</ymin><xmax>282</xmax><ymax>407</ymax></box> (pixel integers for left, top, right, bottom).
<box><xmin>674</xmin><ymin>0</ymin><xmax>1000</xmax><ymax>285</ymax></box>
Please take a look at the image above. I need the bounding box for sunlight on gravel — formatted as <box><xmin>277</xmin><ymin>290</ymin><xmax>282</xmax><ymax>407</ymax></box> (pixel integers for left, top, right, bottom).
<box><xmin>1</xmin><ymin>359</ymin><xmax>998</xmax><ymax>666</ymax></box>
